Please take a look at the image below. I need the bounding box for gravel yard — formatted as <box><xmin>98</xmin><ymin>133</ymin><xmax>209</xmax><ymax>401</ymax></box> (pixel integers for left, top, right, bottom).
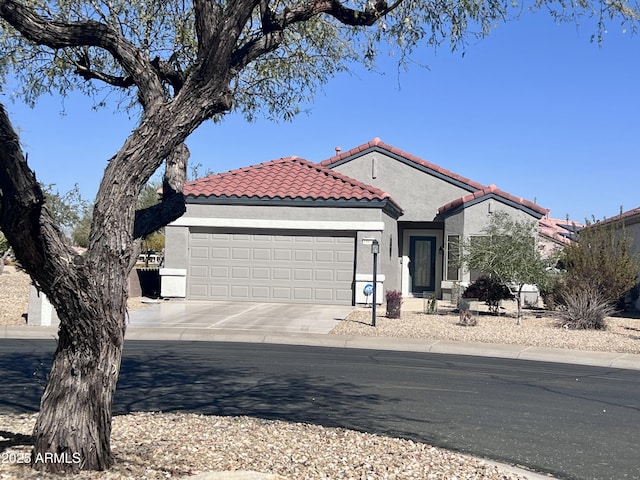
<box><xmin>333</xmin><ymin>300</ymin><xmax>640</xmax><ymax>355</ymax></box>
<box><xmin>2</xmin><ymin>266</ymin><xmax>638</xmax><ymax>479</ymax></box>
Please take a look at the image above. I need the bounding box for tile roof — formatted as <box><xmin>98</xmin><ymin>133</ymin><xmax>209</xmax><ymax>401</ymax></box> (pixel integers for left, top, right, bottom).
<box><xmin>438</xmin><ymin>184</ymin><xmax>548</xmax><ymax>217</ymax></box>
<box><xmin>320</xmin><ymin>137</ymin><xmax>486</xmax><ymax>191</ymax></box>
<box><xmin>596</xmin><ymin>206</ymin><xmax>640</xmax><ymax>226</ymax></box>
<box><xmin>539</xmin><ymin>216</ymin><xmax>582</xmax><ymax>245</ymax></box>
<box><xmin>183</xmin><ymin>156</ymin><xmax>403</xmax><ymax>212</ymax></box>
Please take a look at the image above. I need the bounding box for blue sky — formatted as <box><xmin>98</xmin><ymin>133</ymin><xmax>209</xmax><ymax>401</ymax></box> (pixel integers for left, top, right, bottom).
<box><xmin>3</xmin><ymin>11</ymin><xmax>638</xmax><ymax>223</ymax></box>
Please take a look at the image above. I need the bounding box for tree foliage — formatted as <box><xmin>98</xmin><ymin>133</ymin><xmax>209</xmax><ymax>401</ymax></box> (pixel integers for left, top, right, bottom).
<box><xmin>1</xmin><ymin>0</ymin><xmax>639</xmax><ymax>474</ymax></box>
<box><xmin>561</xmin><ymin>217</ymin><xmax>640</xmax><ymax>305</ymax></box>
<box><xmin>460</xmin><ymin>211</ymin><xmax>549</xmax><ymax>323</ymax></box>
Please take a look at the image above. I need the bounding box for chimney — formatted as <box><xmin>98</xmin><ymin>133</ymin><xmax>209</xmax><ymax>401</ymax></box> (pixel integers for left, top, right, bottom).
<box><xmin>335</xmin><ymin>146</ymin><xmax>342</xmax><ymax>155</ymax></box>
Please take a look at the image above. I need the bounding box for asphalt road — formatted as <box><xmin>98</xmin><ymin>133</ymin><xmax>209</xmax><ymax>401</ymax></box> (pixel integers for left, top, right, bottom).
<box><xmin>1</xmin><ymin>339</ymin><xmax>640</xmax><ymax>480</ymax></box>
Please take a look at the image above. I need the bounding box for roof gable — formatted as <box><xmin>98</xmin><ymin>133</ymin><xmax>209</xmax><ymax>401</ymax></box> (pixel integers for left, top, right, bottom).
<box><xmin>320</xmin><ymin>137</ymin><xmax>485</xmax><ymax>192</ymax></box>
<box><xmin>438</xmin><ymin>184</ymin><xmax>548</xmax><ymax>219</ymax></box>
<box><xmin>184</xmin><ymin>156</ymin><xmax>403</xmax><ymax>216</ymax></box>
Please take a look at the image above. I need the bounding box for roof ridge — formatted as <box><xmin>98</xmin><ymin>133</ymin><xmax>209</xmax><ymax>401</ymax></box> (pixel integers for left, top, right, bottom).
<box><xmin>183</xmin><ymin>156</ymin><xmax>403</xmax><ymax>214</ymax></box>
<box><xmin>321</xmin><ymin>138</ymin><xmax>486</xmax><ymax>191</ymax></box>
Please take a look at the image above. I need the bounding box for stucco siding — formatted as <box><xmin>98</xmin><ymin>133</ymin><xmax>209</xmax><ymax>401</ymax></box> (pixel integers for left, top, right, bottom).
<box><xmin>330</xmin><ymin>151</ymin><xmax>473</xmax><ymax>222</ymax></box>
<box><xmin>183</xmin><ymin>203</ymin><xmax>386</xmax><ymax>223</ymax></box>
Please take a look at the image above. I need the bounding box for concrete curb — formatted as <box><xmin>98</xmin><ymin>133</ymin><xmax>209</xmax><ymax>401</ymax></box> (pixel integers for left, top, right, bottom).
<box><xmin>4</xmin><ymin>325</ymin><xmax>640</xmax><ymax>371</ymax></box>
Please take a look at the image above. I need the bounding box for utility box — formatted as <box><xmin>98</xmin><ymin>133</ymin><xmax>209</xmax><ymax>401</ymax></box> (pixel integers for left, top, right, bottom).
<box><xmin>160</xmin><ymin>268</ymin><xmax>187</xmax><ymax>298</ymax></box>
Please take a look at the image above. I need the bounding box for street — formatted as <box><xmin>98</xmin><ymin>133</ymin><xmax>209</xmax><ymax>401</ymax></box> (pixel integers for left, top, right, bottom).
<box><xmin>1</xmin><ymin>339</ymin><xmax>639</xmax><ymax>479</ymax></box>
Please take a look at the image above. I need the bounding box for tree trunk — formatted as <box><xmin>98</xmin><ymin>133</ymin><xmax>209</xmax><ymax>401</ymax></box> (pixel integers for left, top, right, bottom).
<box><xmin>516</xmin><ymin>283</ymin><xmax>524</xmax><ymax>325</ymax></box>
<box><xmin>31</xmin><ymin>280</ymin><xmax>126</xmax><ymax>473</ymax></box>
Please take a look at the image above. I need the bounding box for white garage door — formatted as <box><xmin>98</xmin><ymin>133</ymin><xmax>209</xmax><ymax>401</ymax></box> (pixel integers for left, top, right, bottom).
<box><xmin>187</xmin><ymin>230</ymin><xmax>355</xmax><ymax>305</ymax></box>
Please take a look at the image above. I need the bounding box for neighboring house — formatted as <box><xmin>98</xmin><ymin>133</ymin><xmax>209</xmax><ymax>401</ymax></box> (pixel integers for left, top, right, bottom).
<box><xmin>162</xmin><ymin>138</ymin><xmax>548</xmax><ymax>305</ymax></box>
<box><xmin>598</xmin><ymin>207</ymin><xmax>640</xmax><ymax>259</ymax></box>
<box><xmin>538</xmin><ymin>215</ymin><xmax>582</xmax><ymax>259</ymax></box>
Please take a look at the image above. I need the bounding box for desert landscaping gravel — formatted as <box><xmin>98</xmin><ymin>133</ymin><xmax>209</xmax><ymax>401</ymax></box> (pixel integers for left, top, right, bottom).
<box><xmin>2</xmin><ymin>266</ymin><xmax>639</xmax><ymax>479</ymax></box>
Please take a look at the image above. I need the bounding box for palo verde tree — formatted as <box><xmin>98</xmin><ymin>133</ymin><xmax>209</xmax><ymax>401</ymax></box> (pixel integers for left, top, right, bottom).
<box><xmin>1</xmin><ymin>0</ymin><xmax>639</xmax><ymax>473</ymax></box>
<box><xmin>460</xmin><ymin>211</ymin><xmax>549</xmax><ymax>324</ymax></box>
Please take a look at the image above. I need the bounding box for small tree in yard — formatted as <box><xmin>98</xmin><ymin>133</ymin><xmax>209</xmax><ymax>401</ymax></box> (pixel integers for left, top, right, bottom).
<box><xmin>461</xmin><ymin>211</ymin><xmax>550</xmax><ymax>324</ymax></box>
<box><xmin>1</xmin><ymin>0</ymin><xmax>638</xmax><ymax>474</ymax></box>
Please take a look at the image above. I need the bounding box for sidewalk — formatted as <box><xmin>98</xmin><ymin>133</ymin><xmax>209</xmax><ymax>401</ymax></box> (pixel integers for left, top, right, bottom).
<box><xmin>4</xmin><ymin>322</ymin><xmax>640</xmax><ymax>371</ymax></box>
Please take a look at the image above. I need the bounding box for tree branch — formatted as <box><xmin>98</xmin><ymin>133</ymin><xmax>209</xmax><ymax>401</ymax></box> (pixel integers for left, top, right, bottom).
<box><xmin>133</xmin><ymin>143</ymin><xmax>189</xmax><ymax>239</ymax></box>
<box><xmin>0</xmin><ymin>0</ymin><xmax>164</xmax><ymax>109</ymax></box>
<box><xmin>0</xmin><ymin>103</ymin><xmax>78</xmax><ymax>295</ymax></box>
<box><xmin>231</xmin><ymin>0</ymin><xmax>404</xmax><ymax>72</ymax></box>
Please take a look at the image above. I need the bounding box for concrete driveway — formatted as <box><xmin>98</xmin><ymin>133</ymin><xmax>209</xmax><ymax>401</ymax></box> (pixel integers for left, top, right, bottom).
<box><xmin>127</xmin><ymin>300</ymin><xmax>355</xmax><ymax>334</ymax></box>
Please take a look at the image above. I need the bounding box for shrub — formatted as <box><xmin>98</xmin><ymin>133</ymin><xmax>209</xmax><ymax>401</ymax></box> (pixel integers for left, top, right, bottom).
<box><xmin>539</xmin><ymin>274</ymin><xmax>565</xmax><ymax>311</ymax></box>
<box><xmin>385</xmin><ymin>290</ymin><xmax>402</xmax><ymax>319</ymax></box>
<box><xmin>561</xmin><ymin>218</ymin><xmax>639</xmax><ymax>306</ymax></box>
<box><xmin>462</xmin><ymin>275</ymin><xmax>514</xmax><ymax>314</ymax></box>
<box><xmin>556</xmin><ymin>287</ymin><xmax>615</xmax><ymax>330</ymax></box>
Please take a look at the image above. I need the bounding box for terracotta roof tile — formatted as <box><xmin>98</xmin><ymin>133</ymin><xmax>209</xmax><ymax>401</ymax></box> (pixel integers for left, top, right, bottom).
<box><xmin>539</xmin><ymin>216</ymin><xmax>582</xmax><ymax>245</ymax></box>
<box><xmin>438</xmin><ymin>184</ymin><xmax>548</xmax><ymax>217</ymax></box>
<box><xmin>184</xmin><ymin>156</ymin><xmax>403</xmax><ymax>212</ymax></box>
<box><xmin>320</xmin><ymin>137</ymin><xmax>486</xmax><ymax>191</ymax></box>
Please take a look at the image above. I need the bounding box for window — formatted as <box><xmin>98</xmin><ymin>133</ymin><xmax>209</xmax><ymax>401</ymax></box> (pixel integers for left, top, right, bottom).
<box><xmin>468</xmin><ymin>235</ymin><xmax>489</xmax><ymax>282</ymax></box>
<box><xmin>446</xmin><ymin>235</ymin><xmax>460</xmax><ymax>281</ymax></box>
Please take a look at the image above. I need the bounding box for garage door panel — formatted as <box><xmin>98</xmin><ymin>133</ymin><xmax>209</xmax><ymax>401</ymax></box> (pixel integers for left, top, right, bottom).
<box><xmin>187</xmin><ymin>231</ymin><xmax>354</xmax><ymax>305</ymax></box>
<box><xmin>274</xmin><ymin>249</ymin><xmax>292</xmax><ymax>261</ymax></box>
<box><xmin>315</xmin><ymin>270</ymin><xmax>334</xmax><ymax>281</ymax></box>
<box><xmin>211</xmin><ymin>266</ymin><xmax>229</xmax><ymax>277</ymax></box>
<box><xmin>273</xmin><ymin>287</ymin><xmax>292</xmax><ymax>300</ymax></box>
<box><xmin>230</xmin><ymin>285</ymin><xmax>250</xmax><ymax>299</ymax></box>
<box><xmin>336</xmin><ymin>250</ymin><xmax>354</xmax><ymax>263</ymax></box>
<box><xmin>211</xmin><ymin>247</ymin><xmax>230</xmax><ymax>259</ymax></box>
<box><xmin>336</xmin><ymin>270</ymin><xmax>354</xmax><ymax>282</ymax></box>
<box><xmin>293</xmin><ymin>269</ymin><xmax>312</xmax><ymax>281</ymax></box>
<box><xmin>315</xmin><ymin>250</ymin><xmax>335</xmax><ymax>262</ymax></box>
<box><xmin>209</xmin><ymin>285</ymin><xmax>229</xmax><ymax>297</ymax></box>
<box><xmin>273</xmin><ymin>268</ymin><xmax>291</xmax><ymax>280</ymax></box>
<box><xmin>251</xmin><ymin>286</ymin><xmax>270</xmax><ymax>299</ymax></box>
<box><xmin>191</xmin><ymin>246</ymin><xmax>209</xmax><ymax>259</ymax></box>
<box><xmin>190</xmin><ymin>265</ymin><xmax>208</xmax><ymax>276</ymax></box>
<box><xmin>253</xmin><ymin>248</ymin><xmax>271</xmax><ymax>261</ymax></box>
<box><xmin>231</xmin><ymin>266</ymin><xmax>250</xmax><ymax>279</ymax></box>
<box><xmin>314</xmin><ymin>289</ymin><xmax>334</xmax><ymax>302</ymax></box>
<box><xmin>252</xmin><ymin>267</ymin><xmax>271</xmax><ymax>279</ymax></box>
<box><xmin>294</xmin><ymin>249</ymin><xmax>313</xmax><ymax>261</ymax></box>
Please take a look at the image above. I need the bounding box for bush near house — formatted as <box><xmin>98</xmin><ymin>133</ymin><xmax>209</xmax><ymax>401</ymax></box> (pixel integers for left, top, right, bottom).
<box><xmin>462</xmin><ymin>275</ymin><xmax>514</xmax><ymax>314</ymax></box>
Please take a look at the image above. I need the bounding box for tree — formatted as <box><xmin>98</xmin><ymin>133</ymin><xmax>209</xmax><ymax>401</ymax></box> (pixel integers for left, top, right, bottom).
<box><xmin>41</xmin><ymin>184</ymin><xmax>88</xmax><ymax>237</ymax></box>
<box><xmin>0</xmin><ymin>0</ymin><xmax>638</xmax><ymax>473</ymax></box>
<box><xmin>460</xmin><ymin>211</ymin><xmax>549</xmax><ymax>324</ymax></box>
<box><xmin>71</xmin><ymin>204</ymin><xmax>93</xmax><ymax>248</ymax></box>
<box><xmin>561</xmin><ymin>216</ymin><xmax>640</xmax><ymax>306</ymax></box>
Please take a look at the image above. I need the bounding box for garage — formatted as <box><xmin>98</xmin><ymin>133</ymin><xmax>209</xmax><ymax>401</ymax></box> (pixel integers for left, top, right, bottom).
<box><xmin>187</xmin><ymin>229</ymin><xmax>356</xmax><ymax>305</ymax></box>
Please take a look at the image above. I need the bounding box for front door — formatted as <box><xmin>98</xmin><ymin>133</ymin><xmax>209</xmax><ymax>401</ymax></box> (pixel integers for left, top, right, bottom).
<box><xmin>409</xmin><ymin>236</ymin><xmax>436</xmax><ymax>295</ymax></box>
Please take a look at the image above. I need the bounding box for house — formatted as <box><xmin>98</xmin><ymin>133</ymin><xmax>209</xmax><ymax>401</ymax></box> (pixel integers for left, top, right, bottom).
<box><xmin>598</xmin><ymin>207</ymin><xmax>640</xmax><ymax>259</ymax></box>
<box><xmin>538</xmin><ymin>214</ymin><xmax>582</xmax><ymax>259</ymax></box>
<box><xmin>162</xmin><ymin>138</ymin><xmax>548</xmax><ymax>305</ymax></box>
